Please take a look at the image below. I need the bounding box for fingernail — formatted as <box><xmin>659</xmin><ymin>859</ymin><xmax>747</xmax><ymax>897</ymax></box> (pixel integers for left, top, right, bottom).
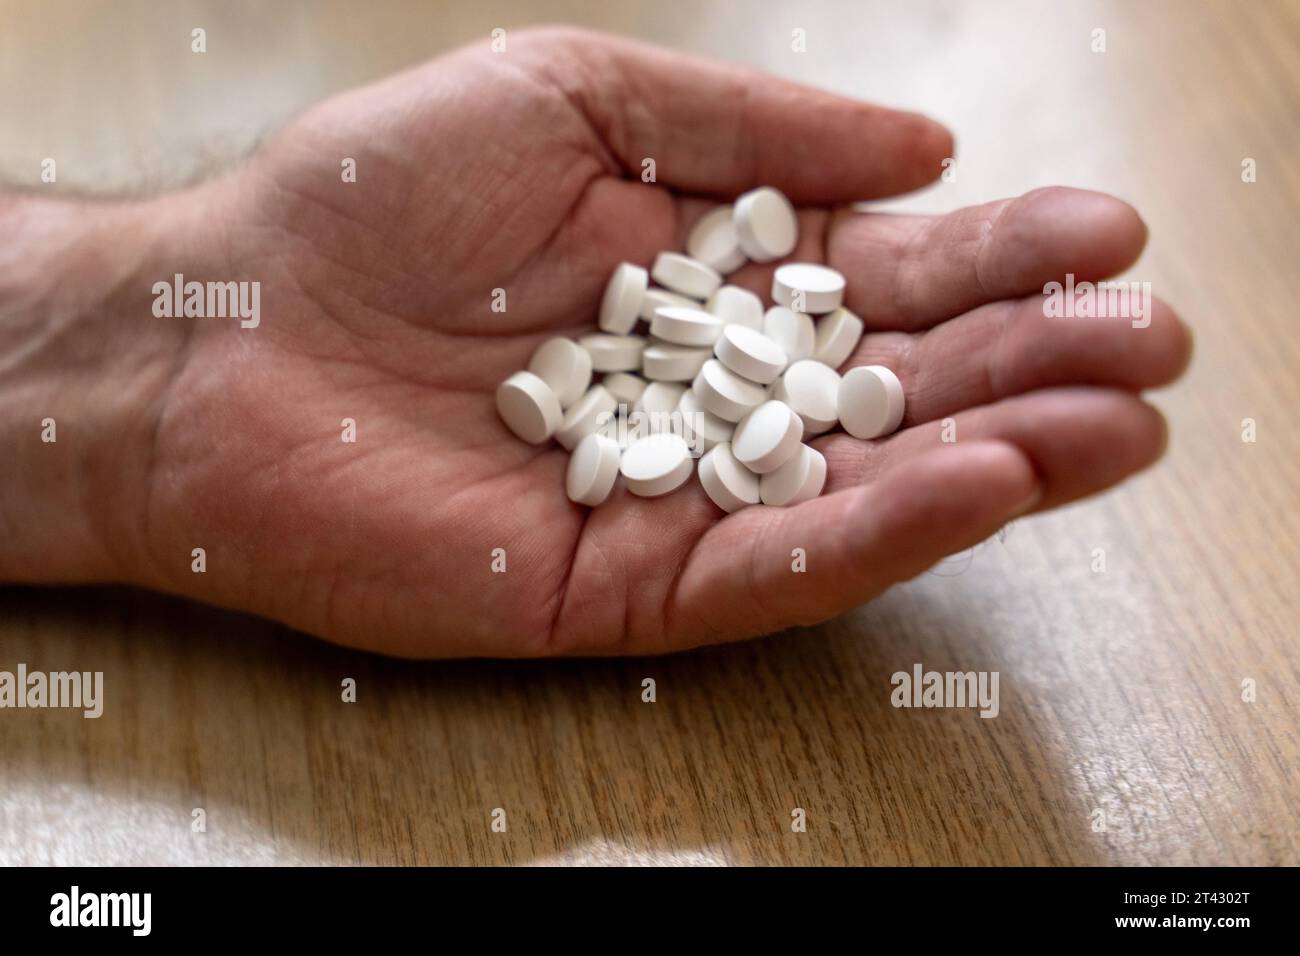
<box><xmin>1009</xmin><ymin>485</ymin><xmax>1044</xmax><ymax>519</ymax></box>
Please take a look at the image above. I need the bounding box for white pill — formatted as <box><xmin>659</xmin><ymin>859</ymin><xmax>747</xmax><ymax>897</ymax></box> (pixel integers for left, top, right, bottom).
<box><xmin>638</xmin><ymin>286</ymin><xmax>698</xmax><ymax>320</ymax></box>
<box><xmin>566</xmin><ymin>433</ymin><xmax>621</xmax><ymax>506</ymax></box>
<box><xmin>686</xmin><ymin>205</ymin><xmax>747</xmax><ymax>274</ymax></box>
<box><xmin>601</xmin><ymin>371</ymin><xmax>647</xmax><ymax>407</ymax></box>
<box><xmin>677</xmin><ymin>387</ymin><xmax>735</xmax><ymax>452</ymax></box>
<box><xmin>527</xmin><ymin>337</ymin><xmax>592</xmax><ymax>408</ymax></box>
<box><xmin>650</xmin><ymin>305</ymin><xmax>723</xmax><ymax>347</ymax></box>
<box><xmin>714</xmin><ymin>324</ymin><xmax>788</xmax><ymax>385</ymax></box>
<box><xmin>620</xmin><ymin>433</ymin><xmax>694</xmax><ymax>498</ymax></box>
<box><xmin>579</xmin><ymin>333</ymin><xmax>645</xmax><ymax>372</ymax></box>
<box><xmin>698</xmin><ymin>442</ymin><xmax>761</xmax><ymax>513</ymax></box>
<box><xmin>706</xmin><ymin>285</ymin><xmax>764</xmax><ymax>329</ymax></box>
<box><xmin>496</xmin><ymin>370</ymin><xmax>563</xmax><ymax>445</ymax></box>
<box><xmin>556</xmin><ymin>384</ymin><xmax>617</xmax><ymax>451</ymax></box>
<box><xmin>635</xmin><ymin>381</ymin><xmax>686</xmax><ymax>417</ymax></box>
<box><xmin>733</xmin><ymin>186</ymin><xmax>798</xmax><ymax>262</ymax></box>
<box><xmin>642</xmin><ymin>341</ymin><xmax>712</xmax><ymax>382</ymax></box>
<box><xmin>731</xmin><ymin>400</ymin><xmax>803</xmax><ymax>474</ymax></box>
<box><xmin>763</xmin><ymin>307</ymin><xmax>815</xmax><ymax>363</ymax></box>
<box><xmin>760</xmin><ymin>444</ymin><xmax>827</xmax><ymax>507</ymax></box>
<box><xmin>692</xmin><ymin>359</ymin><xmax>768</xmax><ymax>423</ymax></box>
<box><xmin>640</xmin><ymin>412</ymin><xmax>684</xmax><ymax>443</ymax></box>
<box><xmin>771</xmin><ymin>263</ymin><xmax>845</xmax><ymax>315</ymax></box>
<box><xmin>598</xmin><ymin>410</ymin><xmax>645</xmax><ymax>449</ymax></box>
<box><xmin>651</xmin><ymin>252</ymin><xmax>723</xmax><ymax>300</ymax></box>
<box><xmin>598</xmin><ymin>262</ymin><xmax>648</xmax><ymax>334</ymax></box>
<box><xmin>772</xmin><ymin>359</ymin><xmax>840</xmax><ymax>436</ymax></box>
<box><xmin>812</xmin><ymin>306</ymin><xmax>865</xmax><ymax>370</ymax></box>
<box><xmin>838</xmin><ymin>365</ymin><xmax>906</xmax><ymax>439</ymax></box>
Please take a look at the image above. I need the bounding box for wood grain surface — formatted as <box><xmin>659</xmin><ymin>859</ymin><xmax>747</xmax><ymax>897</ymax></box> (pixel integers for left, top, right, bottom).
<box><xmin>1</xmin><ymin>0</ymin><xmax>1296</xmax><ymax>865</ymax></box>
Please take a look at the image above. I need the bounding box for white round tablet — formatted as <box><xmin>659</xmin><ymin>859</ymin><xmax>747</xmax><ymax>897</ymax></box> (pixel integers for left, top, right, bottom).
<box><xmin>686</xmin><ymin>205</ymin><xmax>747</xmax><ymax>274</ymax></box>
<box><xmin>838</xmin><ymin>365</ymin><xmax>906</xmax><ymax>439</ymax></box>
<box><xmin>598</xmin><ymin>410</ymin><xmax>645</xmax><ymax>449</ymax></box>
<box><xmin>678</xmin><ymin>387</ymin><xmax>735</xmax><ymax>452</ymax></box>
<box><xmin>638</xmin><ymin>286</ymin><xmax>697</xmax><ymax>320</ymax></box>
<box><xmin>556</xmin><ymin>384</ymin><xmax>617</xmax><ymax>451</ymax></box>
<box><xmin>731</xmin><ymin>400</ymin><xmax>803</xmax><ymax>474</ymax></box>
<box><xmin>651</xmin><ymin>252</ymin><xmax>723</xmax><ymax>300</ymax></box>
<box><xmin>635</xmin><ymin>381</ymin><xmax>686</xmax><ymax>417</ymax></box>
<box><xmin>650</xmin><ymin>305</ymin><xmax>724</xmax><ymax>347</ymax></box>
<box><xmin>760</xmin><ymin>444</ymin><xmax>827</xmax><ymax>506</ymax></box>
<box><xmin>579</xmin><ymin>333</ymin><xmax>646</xmax><ymax>373</ymax></box>
<box><xmin>642</xmin><ymin>342</ymin><xmax>712</xmax><ymax>382</ymax></box>
<box><xmin>601</xmin><ymin>371</ymin><xmax>647</xmax><ymax>407</ymax></box>
<box><xmin>692</xmin><ymin>359</ymin><xmax>768</xmax><ymax>423</ymax></box>
<box><xmin>771</xmin><ymin>263</ymin><xmax>846</xmax><ymax>315</ymax></box>
<box><xmin>772</xmin><ymin>360</ymin><xmax>840</xmax><ymax>435</ymax></box>
<box><xmin>714</xmin><ymin>324</ymin><xmax>788</xmax><ymax>385</ymax></box>
<box><xmin>620</xmin><ymin>433</ymin><xmax>694</xmax><ymax>498</ymax></box>
<box><xmin>698</xmin><ymin>442</ymin><xmax>761</xmax><ymax>513</ymax></box>
<box><xmin>733</xmin><ymin>186</ymin><xmax>798</xmax><ymax>262</ymax></box>
<box><xmin>496</xmin><ymin>370</ymin><xmax>563</xmax><ymax>445</ymax></box>
<box><xmin>527</xmin><ymin>337</ymin><xmax>593</xmax><ymax>408</ymax></box>
<box><xmin>812</xmin><ymin>306</ymin><xmax>865</xmax><ymax>370</ymax></box>
<box><xmin>598</xmin><ymin>262</ymin><xmax>648</xmax><ymax>334</ymax></box>
<box><xmin>566</xmin><ymin>433</ymin><xmax>621</xmax><ymax>506</ymax></box>
<box><xmin>763</xmin><ymin>307</ymin><xmax>815</xmax><ymax>363</ymax></box>
<box><xmin>706</xmin><ymin>285</ymin><xmax>764</xmax><ymax>330</ymax></box>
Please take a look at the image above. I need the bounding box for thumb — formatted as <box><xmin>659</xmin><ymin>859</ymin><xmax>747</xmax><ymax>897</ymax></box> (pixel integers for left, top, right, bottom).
<box><xmin>512</xmin><ymin>27</ymin><xmax>953</xmax><ymax>202</ymax></box>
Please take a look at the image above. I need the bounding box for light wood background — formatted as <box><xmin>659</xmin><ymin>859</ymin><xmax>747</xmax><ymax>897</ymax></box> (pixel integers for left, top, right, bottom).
<box><xmin>1</xmin><ymin>0</ymin><xmax>1296</xmax><ymax>865</ymax></box>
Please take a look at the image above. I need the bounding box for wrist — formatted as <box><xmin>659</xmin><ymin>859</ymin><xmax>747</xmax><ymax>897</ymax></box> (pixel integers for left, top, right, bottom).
<box><xmin>0</xmin><ymin>187</ymin><xmax>225</xmax><ymax>584</ymax></box>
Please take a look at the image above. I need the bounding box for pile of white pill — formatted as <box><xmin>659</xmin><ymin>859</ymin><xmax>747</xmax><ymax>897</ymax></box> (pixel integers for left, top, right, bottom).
<box><xmin>496</xmin><ymin>186</ymin><xmax>905</xmax><ymax>513</ymax></box>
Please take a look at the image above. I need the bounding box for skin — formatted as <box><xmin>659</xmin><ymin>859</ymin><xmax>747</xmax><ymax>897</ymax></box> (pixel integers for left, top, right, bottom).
<box><xmin>0</xmin><ymin>28</ymin><xmax>1190</xmax><ymax>658</ymax></box>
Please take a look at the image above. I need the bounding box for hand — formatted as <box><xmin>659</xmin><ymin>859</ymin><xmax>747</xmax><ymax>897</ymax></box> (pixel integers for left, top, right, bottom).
<box><xmin>0</xmin><ymin>28</ymin><xmax>1190</xmax><ymax>657</ymax></box>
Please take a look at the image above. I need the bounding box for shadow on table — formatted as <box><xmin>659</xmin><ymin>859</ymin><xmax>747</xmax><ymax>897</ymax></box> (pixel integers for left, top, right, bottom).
<box><xmin>0</xmin><ymin>583</ymin><xmax>1102</xmax><ymax>865</ymax></box>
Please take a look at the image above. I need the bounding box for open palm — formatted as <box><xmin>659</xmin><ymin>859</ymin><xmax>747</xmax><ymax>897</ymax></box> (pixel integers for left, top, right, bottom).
<box><xmin>136</xmin><ymin>28</ymin><xmax>1190</xmax><ymax>657</ymax></box>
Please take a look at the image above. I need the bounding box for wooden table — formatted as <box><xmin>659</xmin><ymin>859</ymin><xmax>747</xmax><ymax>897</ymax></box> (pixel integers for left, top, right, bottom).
<box><xmin>1</xmin><ymin>0</ymin><xmax>1296</xmax><ymax>865</ymax></box>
